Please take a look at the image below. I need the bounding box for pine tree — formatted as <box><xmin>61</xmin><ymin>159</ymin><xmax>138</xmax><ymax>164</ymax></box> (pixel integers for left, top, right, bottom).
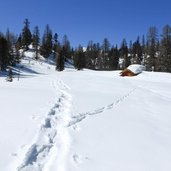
<box><xmin>129</xmin><ymin>40</ymin><xmax>133</xmax><ymax>63</ymax></box>
<box><xmin>85</xmin><ymin>40</ymin><xmax>95</xmax><ymax>69</ymax></box>
<box><xmin>120</xmin><ymin>39</ymin><xmax>130</xmax><ymax>69</ymax></box>
<box><xmin>53</xmin><ymin>33</ymin><xmax>58</xmax><ymax>52</ymax></box>
<box><xmin>142</xmin><ymin>35</ymin><xmax>146</xmax><ymax>55</ymax></box>
<box><xmin>158</xmin><ymin>25</ymin><xmax>171</xmax><ymax>72</ymax></box>
<box><xmin>93</xmin><ymin>42</ymin><xmax>102</xmax><ymax>69</ymax></box>
<box><xmin>102</xmin><ymin>38</ymin><xmax>110</xmax><ymax>69</ymax></box>
<box><xmin>6</xmin><ymin>29</ymin><xmax>12</xmax><ymax>50</ymax></box>
<box><xmin>74</xmin><ymin>45</ymin><xmax>85</xmax><ymax>70</ymax></box>
<box><xmin>32</xmin><ymin>26</ymin><xmax>40</xmax><ymax>60</ymax></box>
<box><xmin>85</xmin><ymin>41</ymin><xmax>102</xmax><ymax>70</ymax></box>
<box><xmin>146</xmin><ymin>26</ymin><xmax>158</xmax><ymax>71</ymax></box>
<box><xmin>16</xmin><ymin>34</ymin><xmax>22</xmax><ymax>49</ymax></box>
<box><xmin>141</xmin><ymin>35</ymin><xmax>146</xmax><ymax>64</ymax></box>
<box><xmin>22</xmin><ymin>19</ymin><xmax>32</xmax><ymax>50</ymax></box>
<box><xmin>56</xmin><ymin>48</ymin><xmax>65</xmax><ymax>71</ymax></box>
<box><xmin>0</xmin><ymin>33</ymin><xmax>9</xmax><ymax>70</ymax></box>
<box><xmin>109</xmin><ymin>45</ymin><xmax>119</xmax><ymax>70</ymax></box>
<box><xmin>132</xmin><ymin>36</ymin><xmax>142</xmax><ymax>64</ymax></box>
<box><xmin>5</xmin><ymin>29</ymin><xmax>16</xmax><ymax>66</ymax></box>
<box><xmin>53</xmin><ymin>33</ymin><xmax>59</xmax><ymax>64</ymax></box>
<box><xmin>62</xmin><ymin>35</ymin><xmax>71</xmax><ymax>59</ymax></box>
<box><xmin>40</xmin><ymin>24</ymin><xmax>53</xmax><ymax>58</ymax></box>
<box><xmin>15</xmin><ymin>34</ymin><xmax>22</xmax><ymax>63</ymax></box>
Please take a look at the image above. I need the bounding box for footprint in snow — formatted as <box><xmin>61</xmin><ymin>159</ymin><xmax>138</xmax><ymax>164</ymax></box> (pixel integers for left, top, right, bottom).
<box><xmin>73</xmin><ymin>154</ymin><xmax>82</xmax><ymax>164</ymax></box>
<box><xmin>72</xmin><ymin>125</ymin><xmax>80</xmax><ymax>132</ymax></box>
<box><xmin>73</xmin><ymin>154</ymin><xmax>90</xmax><ymax>165</ymax></box>
<box><xmin>11</xmin><ymin>153</ymin><xmax>17</xmax><ymax>157</ymax></box>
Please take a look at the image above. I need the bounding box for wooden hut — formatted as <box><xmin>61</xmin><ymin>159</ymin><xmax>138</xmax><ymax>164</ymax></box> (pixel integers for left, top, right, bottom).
<box><xmin>120</xmin><ymin>64</ymin><xmax>145</xmax><ymax>77</ymax></box>
<box><xmin>120</xmin><ymin>69</ymin><xmax>136</xmax><ymax>76</ymax></box>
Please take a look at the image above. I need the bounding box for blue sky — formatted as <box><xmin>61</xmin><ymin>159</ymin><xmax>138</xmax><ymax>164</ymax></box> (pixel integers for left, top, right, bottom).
<box><xmin>0</xmin><ymin>0</ymin><xmax>171</xmax><ymax>47</ymax></box>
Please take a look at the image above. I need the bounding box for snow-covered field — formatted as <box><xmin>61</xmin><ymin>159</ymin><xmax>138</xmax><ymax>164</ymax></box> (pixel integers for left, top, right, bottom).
<box><xmin>1</xmin><ymin>55</ymin><xmax>171</xmax><ymax>171</ymax></box>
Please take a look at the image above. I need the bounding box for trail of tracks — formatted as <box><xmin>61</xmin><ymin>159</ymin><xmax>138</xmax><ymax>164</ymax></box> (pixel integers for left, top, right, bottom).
<box><xmin>17</xmin><ymin>78</ymin><xmax>137</xmax><ymax>170</ymax></box>
<box><xmin>17</xmin><ymin>80</ymin><xmax>72</xmax><ymax>171</ymax></box>
<box><xmin>68</xmin><ymin>87</ymin><xmax>137</xmax><ymax>127</ymax></box>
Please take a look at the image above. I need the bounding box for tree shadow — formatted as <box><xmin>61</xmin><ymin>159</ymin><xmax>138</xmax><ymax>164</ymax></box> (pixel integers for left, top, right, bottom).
<box><xmin>0</xmin><ymin>64</ymin><xmax>41</xmax><ymax>79</ymax></box>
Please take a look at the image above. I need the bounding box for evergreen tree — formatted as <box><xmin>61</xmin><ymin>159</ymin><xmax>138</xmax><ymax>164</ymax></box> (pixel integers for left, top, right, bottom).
<box><xmin>85</xmin><ymin>41</ymin><xmax>102</xmax><ymax>70</ymax></box>
<box><xmin>57</xmin><ymin>41</ymin><xmax>62</xmax><ymax>55</ymax></box>
<box><xmin>0</xmin><ymin>33</ymin><xmax>9</xmax><ymax>70</ymax></box>
<box><xmin>21</xmin><ymin>19</ymin><xmax>32</xmax><ymax>50</ymax></box>
<box><xmin>120</xmin><ymin>39</ymin><xmax>130</xmax><ymax>69</ymax></box>
<box><xmin>109</xmin><ymin>45</ymin><xmax>119</xmax><ymax>70</ymax></box>
<box><xmin>129</xmin><ymin>40</ymin><xmax>135</xmax><ymax>64</ymax></box>
<box><xmin>102</xmin><ymin>38</ymin><xmax>110</xmax><ymax>69</ymax></box>
<box><xmin>6</xmin><ymin>29</ymin><xmax>12</xmax><ymax>50</ymax></box>
<box><xmin>141</xmin><ymin>35</ymin><xmax>146</xmax><ymax>64</ymax></box>
<box><xmin>53</xmin><ymin>33</ymin><xmax>58</xmax><ymax>52</ymax></box>
<box><xmin>158</xmin><ymin>25</ymin><xmax>171</xmax><ymax>72</ymax></box>
<box><xmin>74</xmin><ymin>45</ymin><xmax>85</xmax><ymax>70</ymax></box>
<box><xmin>85</xmin><ymin>40</ymin><xmax>95</xmax><ymax>69</ymax></box>
<box><xmin>93</xmin><ymin>42</ymin><xmax>101</xmax><ymax>69</ymax></box>
<box><xmin>32</xmin><ymin>26</ymin><xmax>40</xmax><ymax>60</ymax></box>
<box><xmin>132</xmin><ymin>36</ymin><xmax>142</xmax><ymax>64</ymax></box>
<box><xmin>40</xmin><ymin>24</ymin><xmax>53</xmax><ymax>58</ymax></box>
<box><xmin>56</xmin><ymin>47</ymin><xmax>65</xmax><ymax>71</ymax></box>
<box><xmin>15</xmin><ymin>34</ymin><xmax>22</xmax><ymax>63</ymax></box>
<box><xmin>5</xmin><ymin>29</ymin><xmax>16</xmax><ymax>65</ymax></box>
<box><xmin>53</xmin><ymin>33</ymin><xmax>59</xmax><ymax>64</ymax></box>
<box><xmin>62</xmin><ymin>35</ymin><xmax>71</xmax><ymax>59</ymax></box>
<box><xmin>146</xmin><ymin>26</ymin><xmax>158</xmax><ymax>71</ymax></box>
<box><xmin>16</xmin><ymin>34</ymin><xmax>22</xmax><ymax>50</ymax></box>
<box><xmin>141</xmin><ymin>35</ymin><xmax>146</xmax><ymax>55</ymax></box>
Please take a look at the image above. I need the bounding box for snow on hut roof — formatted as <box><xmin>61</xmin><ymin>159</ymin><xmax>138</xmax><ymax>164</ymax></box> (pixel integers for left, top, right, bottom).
<box><xmin>127</xmin><ymin>64</ymin><xmax>145</xmax><ymax>74</ymax></box>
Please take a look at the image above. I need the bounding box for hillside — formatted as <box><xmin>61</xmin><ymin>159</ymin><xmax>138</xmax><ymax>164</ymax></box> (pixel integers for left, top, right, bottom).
<box><xmin>0</xmin><ymin>53</ymin><xmax>171</xmax><ymax>171</ymax></box>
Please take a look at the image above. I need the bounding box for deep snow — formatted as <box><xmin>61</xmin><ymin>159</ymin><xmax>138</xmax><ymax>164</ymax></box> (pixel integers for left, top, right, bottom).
<box><xmin>0</xmin><ymin>55</ymin><xmax>171</xmax><ymax>171</ymax></box>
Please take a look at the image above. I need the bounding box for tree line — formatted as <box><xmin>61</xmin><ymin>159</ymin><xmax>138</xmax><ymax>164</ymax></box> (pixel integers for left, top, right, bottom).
<box><xmin>0</xmin><ymin>19</ymin><xmax>171</xmax><ymax>72</ymax></box>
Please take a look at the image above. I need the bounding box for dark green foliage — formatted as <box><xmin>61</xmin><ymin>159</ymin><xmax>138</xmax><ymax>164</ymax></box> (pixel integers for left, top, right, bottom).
<box><xmin>40</xmin><ymin>25</ymin><xmax>53</xmax><ymax>58</ymax></box>
<box><xmin>85</xmin><ymin>41</ymin><xmax>101</xmax><ymax>69</ymax></box>
<box><xmin>5</xmin><ymin>29</ymin><xmax>17</xmax><ymax>66</ymax></box>
<box><xmin>56</xmin><ymin>48</ymin><xmax>65</xmax><ymax>71</ymax></box>
<box><xmin>22</xmin><ymin>19</ymin><xmax>32</xmax><ymax>50</ymax></box>
<box><xmin>141</xmin><ymin>35</ymin><xmax>146</xmax><ymax>55</ymax></box>
<box><xmin>132</xmin><ymin>36</ymin><xmax>142</xmax><ymax>64</ymax></box>
<box><xmin>6</xmin><ymin>29</ymin><xmax>13</xmax><ymax>50</ymax></box>
<box><xmin>102</xmin><ymin>38</ymin><xmax>111</xmax><ymax>69</ymax></box>
<box><xmin>53</xmin><ymin>33</ymin><xmax>58</xmax><ymax>52</ymax></box>
<box><xmin>0</xmin><ymin>33</ymin><xmax>9</xmax><ymax>70</ymax></box>
<box><xmin>102</xmin><ymin>38</ymin><xmax>110</xmax><ymax>53</ymax></box>
<box><xmin>145</xmin><ymin>26</ymin><xmax>158</xmax><ymax>71</ymax></box>
<box><xmin>74</xmin><ymin>45</ymin><xmax>85</xmax><ymax>70</ymax></box>
<box><xmin>157</xmin><ymin>25</ymin><xmax>171</xmax><ymax>72</ymax></box>
<box><xmin>32</xmin><ymin>26</ymin><xmax>40</xmax><ymax>60</ymax></box>
<box><xmin>62</xmin><ymin>35</ymin><xmax>71</xmax><ymax>59</ymax></box>
<box><xmin>16</xmin><ymin>34</ymin><xmax>22</xmax><ymax>50</ymax></box>
<box><xmin>109</xmin><ymin>46</ymin><xmax>119</xmax><ymax>70</ymax></box>
<box><xmin>85</xmin><ymin>41</ymin><xmax>96</xmax><ymax>69</ymax></box>
<box><xmin>120</xmin><ymin>39</ymin><xmax>130</xmax><ymax>69</ymax></box>
<box><xmin>15</xmin><ymin>34</ymin><xmax>22</xmax><ymax>63</ymax></box>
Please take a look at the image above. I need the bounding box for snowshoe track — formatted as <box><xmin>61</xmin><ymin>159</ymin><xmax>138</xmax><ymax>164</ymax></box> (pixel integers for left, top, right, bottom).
<box><xmin>17</xmin><ymin>80</ymin><xmax>72</xmax><ymax>171</ymax></box>
<box><xmin>68</xmin><ymin>87</ymin><xmax>137</xmax><ymax>127</ymax></box>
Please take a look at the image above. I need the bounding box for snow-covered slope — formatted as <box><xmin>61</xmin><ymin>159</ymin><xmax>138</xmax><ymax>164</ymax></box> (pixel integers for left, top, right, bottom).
<box><xmin>0</xmin><ymin>54</ymin><xmax>171</xmax><ymax>171</ymax></box>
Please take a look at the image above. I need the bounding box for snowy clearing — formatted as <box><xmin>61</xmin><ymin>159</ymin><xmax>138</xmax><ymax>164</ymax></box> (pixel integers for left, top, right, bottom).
<box><xmin>0</xmin><ymin>56</ymin><xmax>171</xmax><ymax>171</ymax></box>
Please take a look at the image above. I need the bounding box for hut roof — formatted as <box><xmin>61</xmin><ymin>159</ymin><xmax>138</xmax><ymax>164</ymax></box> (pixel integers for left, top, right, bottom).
<box><xmin>120</xmin><ymin>64</ymin><xmax>145</xmax><ymax>77</ymax></box>
<box><xmin>127</xmin><ymin>64</ymin><xmax>145</xmax><ymax>74</ymax></box>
